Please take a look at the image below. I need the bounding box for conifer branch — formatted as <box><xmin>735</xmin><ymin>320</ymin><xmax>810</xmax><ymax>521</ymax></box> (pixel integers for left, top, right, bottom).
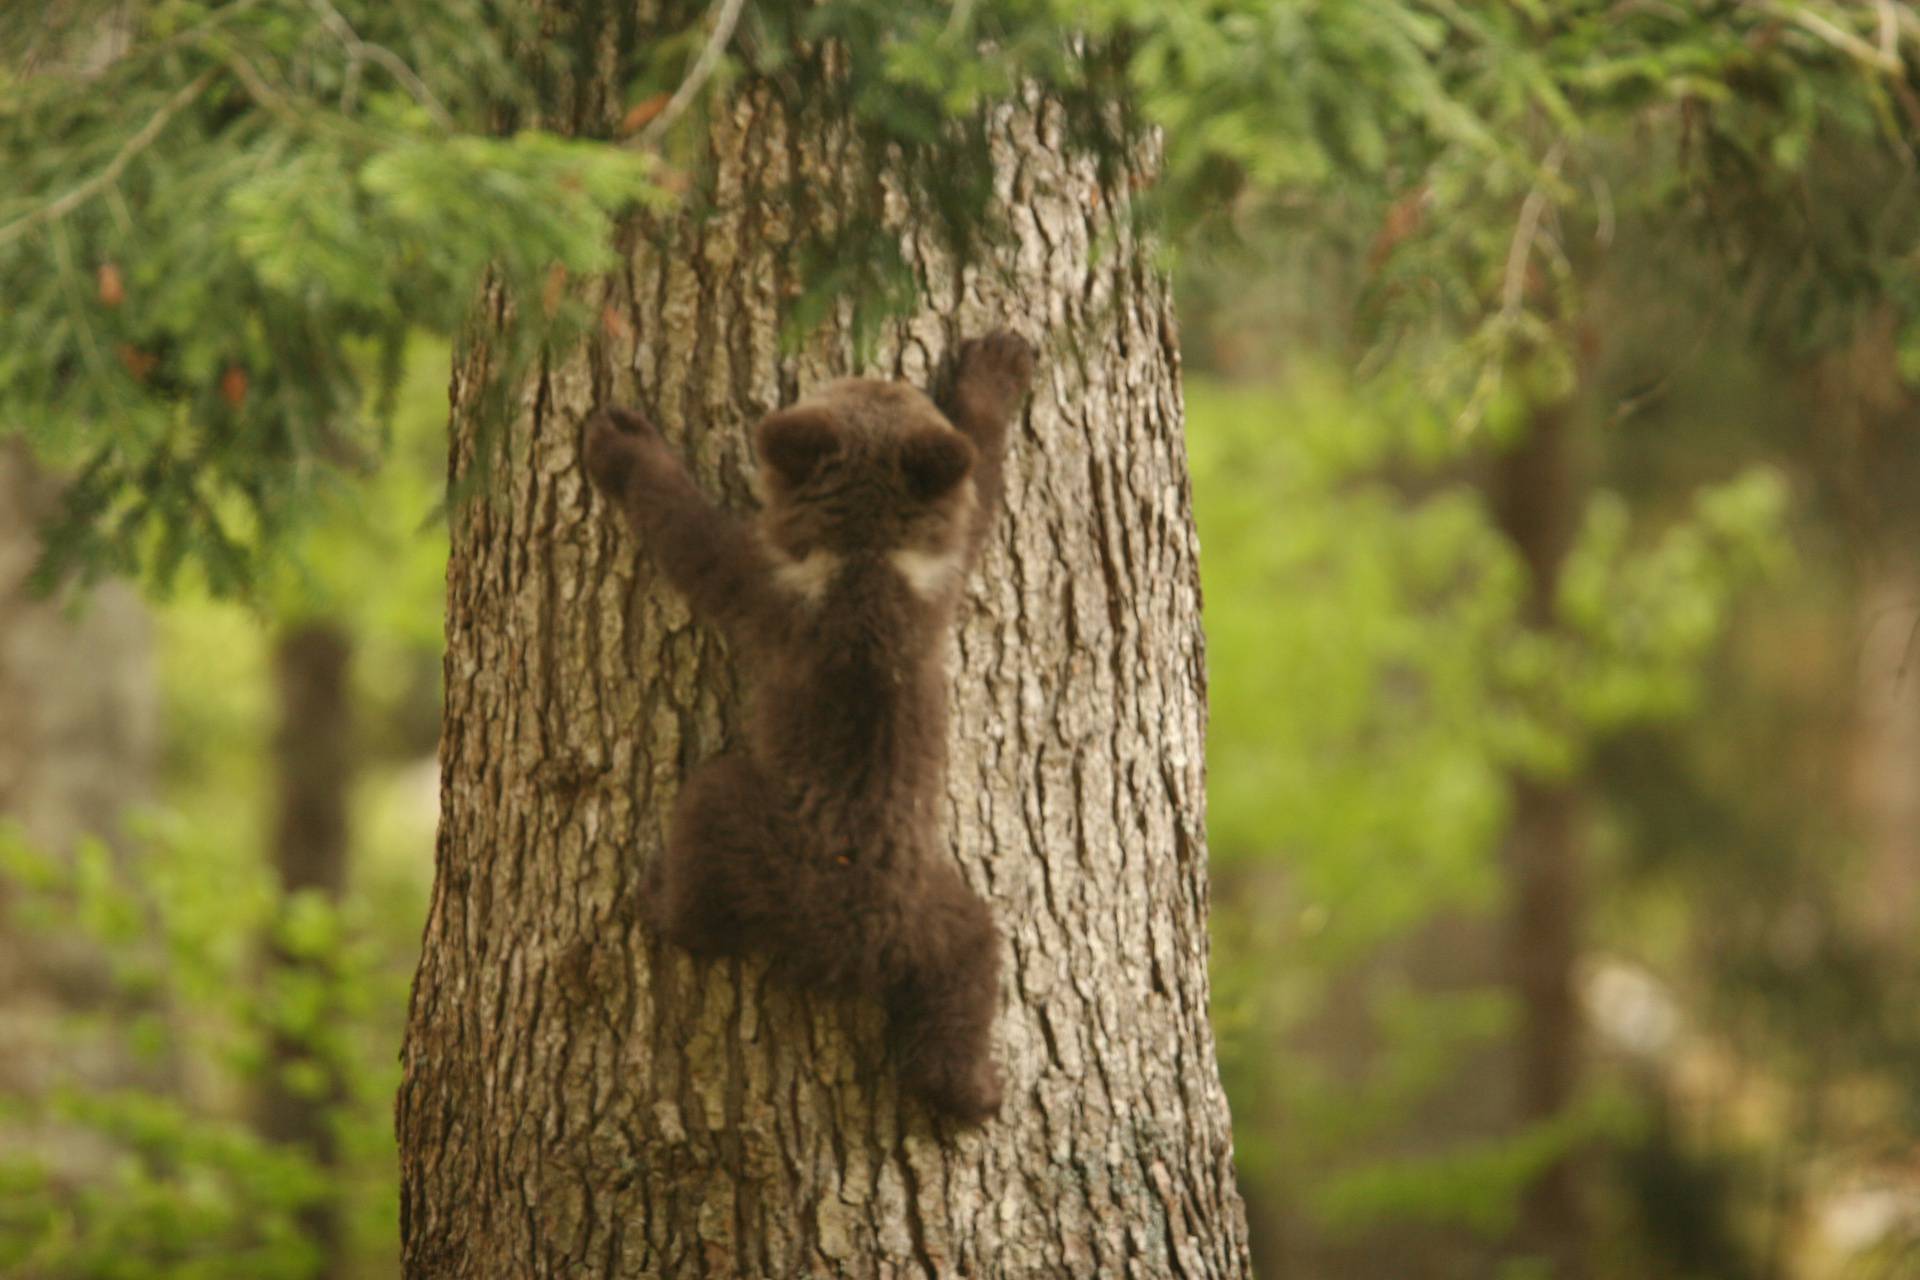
<box><xmin>0</xmin><ymin>68</ymin><xmax>215</xmax><ymax>250</ymax></box>
<box><xmin>306</xmin><ymin>0</ymin><xmax>456</xmax><ymax>130</ymax></box>
<box><xmin>635</xmin><ymin>0</ymin><xmax>748</xmax><ymax>145</ymax></box>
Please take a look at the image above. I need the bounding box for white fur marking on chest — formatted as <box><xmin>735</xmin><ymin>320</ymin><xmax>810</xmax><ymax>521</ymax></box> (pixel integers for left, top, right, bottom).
<box><xmin>888</xmin><ymin>546</ymin><xmax>964</xmax><ymax>600</ymax></box>
<box><xmin>773</xmin><ymin>548</ymin><xmax>841</xmax><ymax>603</ymax></box>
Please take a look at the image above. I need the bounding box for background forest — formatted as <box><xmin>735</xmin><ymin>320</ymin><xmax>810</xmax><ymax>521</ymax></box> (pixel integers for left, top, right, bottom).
<box><xmin>3</xmin><ymin>2</ymin><xmax>1919</xmax><ymax>1277</ymax></box>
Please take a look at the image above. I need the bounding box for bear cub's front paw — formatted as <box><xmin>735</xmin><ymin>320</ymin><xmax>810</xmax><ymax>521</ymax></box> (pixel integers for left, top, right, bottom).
<box><xmin>581</xmin><ymin>406</ymin><xmax>664</xmax><ymax>499</ymax></box>
<box><xmin>954</xmin><ymin>330</ymin><xmax>1037</xmax><ymax>420</ymax></box>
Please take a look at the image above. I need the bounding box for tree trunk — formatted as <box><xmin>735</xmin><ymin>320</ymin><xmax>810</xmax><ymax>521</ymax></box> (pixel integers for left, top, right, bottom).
<box><xmin>1852</xmin><ymin>565</ymin><xmax>1920</xmax><ymax>947</ymax></box>
<box><xmin>395</xmin><ymin>28</ymin><xmax>1250</xmax><ymax>1280</ymax></box>
<box><xmin>261</xmin><ymin>622</ymin><xmax>353</xmax><ymax>1276</ymax></box>
<box><xmin>1488</xmin><ymin>403</ymin><xmax>1588</xmax><ymax>1280</ymax></box>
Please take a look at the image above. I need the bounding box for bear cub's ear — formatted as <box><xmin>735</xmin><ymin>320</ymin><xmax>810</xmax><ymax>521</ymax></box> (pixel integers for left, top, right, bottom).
<box><xmin>900</xmin><ymin>428</ymin><xmax>976</xmax><ymax>501</ymax></box>
<box><xmin>757</xmin><ymin>408</ymin><xmax>840</xmax><ymax>486</ymax></box>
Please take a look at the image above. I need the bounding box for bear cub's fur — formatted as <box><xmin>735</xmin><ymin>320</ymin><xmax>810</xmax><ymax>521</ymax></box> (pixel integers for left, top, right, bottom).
<box><xmin>581</xmin><ymin>331</ymin><xmax>1036</xmax><ymax>1122</ymax></box>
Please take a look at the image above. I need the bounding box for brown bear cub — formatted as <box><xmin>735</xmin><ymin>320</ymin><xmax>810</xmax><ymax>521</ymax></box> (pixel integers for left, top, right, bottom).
<box><xmin>581</xmin><ymin>331</ymin><xmax>1036</xmax><ymax>1123</ymax></box>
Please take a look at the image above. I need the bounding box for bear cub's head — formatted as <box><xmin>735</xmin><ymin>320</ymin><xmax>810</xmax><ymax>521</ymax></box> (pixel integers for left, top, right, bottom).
<box><xmin>755</xmin><ymin>379</ymin><xmax>975</xmax><ymax>561</ymax></box>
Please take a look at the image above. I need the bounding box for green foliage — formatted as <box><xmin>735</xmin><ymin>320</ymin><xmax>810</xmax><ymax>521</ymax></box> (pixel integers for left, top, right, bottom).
<box><xmin>0</xmin><ymin>0</ymin><xmax>660</xmax><ymax>595</ymax></box>
<box><xmin>1549</xmin><ymin>471</ymin><xmax>1790</xmax><ymax>740</ymax></box>
<box><xmin>1311</xmin><ymin>1091</ymin><xmax>1636</xmax><ymax>1238</ymax></box>
<box><xmin>1138</xmin><ymin>2</ymin><xmax>1920</xmax><ymax>429</ymax></box>
<box><xmin>259</xmin><ymin>335</ymin><xmax>451</xmax><ymax>639</ymax></box>
<box><xmin>0</xmin><ymin>1089</ymin><xmax>329</xmax><ymax>1280</ymax></box>
<box><xmin>4</xmin><ymin>3</ymin><xmax>1916</xmax><ymax>1272</ymax></box>
<box><xmin>0</xmin><ymin>329</ymin><xmax>446</xmax><ymax>1277</ymax></box>
<box><xmin>0</xmin><ymin>821</ymin><xmax>409</xmax><ymax>1279</ymax></box>
<box><xmin>1194</xmin><ymin>371</ymin><xmax>1784</xmax><ymax>904</ymax></box>
<box><xmin>1190</xmin><ymin>369</ymin><xmax>1787</xmax><ymax>1243</ymax></box>
<box><xmin>1193</xmin><ymin>374</ymin><xmax>1515</xmax><ymax>931</ymax></box>
<box><xmin>9</xmin><ymin>0</ymin><xmax>1913</xmax><ymax>596</ymax></box>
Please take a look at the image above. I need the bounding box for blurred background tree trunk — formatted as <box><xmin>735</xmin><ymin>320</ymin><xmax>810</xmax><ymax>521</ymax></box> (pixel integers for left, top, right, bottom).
<box><xmin>260</xmin><ymin>622</ymin><xmax>353</xmax><ymax>1279</ymax></box>
<box><xmin>395</xmin><ymin>13</ymin><xmax>1251</xmax><ymax>1278</ymax></box>
<box><xmin>0</xmin><ymin>440</ymin><xmax>158</xmax><ymax>1096</ymax></box>
<box><xmin>1853</xmin><ymin>566</ymin><xmax>1920</xmax><ymax>949</ymax></box>
<box><xmin>1490</xmin><ymin>401</ymin><xmax>1590</xmax><ymax>1280</ymax></box>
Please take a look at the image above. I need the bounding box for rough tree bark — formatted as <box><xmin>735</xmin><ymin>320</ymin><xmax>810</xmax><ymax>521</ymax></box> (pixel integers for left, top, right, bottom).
<box><xmin>395</xmin><ymin>19</ymin><xmax>1250</xmax><ymax>1280</ymax></box>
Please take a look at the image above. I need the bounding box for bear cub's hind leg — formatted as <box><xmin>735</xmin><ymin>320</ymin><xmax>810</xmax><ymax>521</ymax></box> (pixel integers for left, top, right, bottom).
<box><xmin>887</xmin><ymin>866</ymin><xmax>1005</xmax><ymax>1122</ymax></box>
